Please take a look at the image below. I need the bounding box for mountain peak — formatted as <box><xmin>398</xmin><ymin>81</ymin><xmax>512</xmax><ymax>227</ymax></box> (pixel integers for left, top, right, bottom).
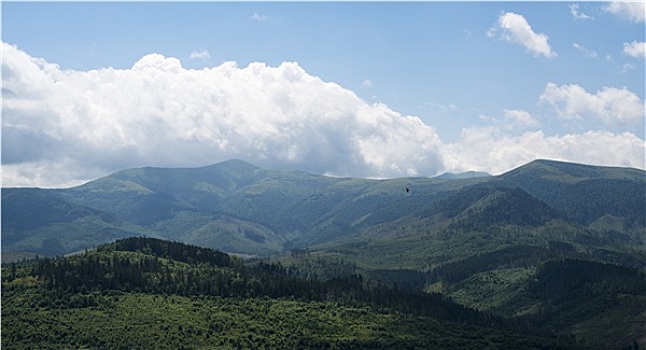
<box><xmin>506</xmin><ymin>158</ymin><xmax>645</xmax><ymax>182</ymax></box>
<box><xmin>209</xmin><ymin>159</ymin><xmax>259</xmax><ymax>171</ymax></box>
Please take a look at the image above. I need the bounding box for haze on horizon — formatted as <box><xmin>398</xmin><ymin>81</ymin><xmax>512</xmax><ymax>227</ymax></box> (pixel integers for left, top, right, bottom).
<box><xmin>2</xmin><ymin>2</ymin><xmax>644</xmax><ymax>188</ymax></box>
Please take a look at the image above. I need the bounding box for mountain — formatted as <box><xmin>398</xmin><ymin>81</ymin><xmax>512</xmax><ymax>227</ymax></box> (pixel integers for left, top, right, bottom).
<box><xmin>3</xmin><ymin>159</ymin><xmax>644</xmax><ymax>258</ymax></box>
<box><xmin>501</xmin><ymin>159</ymin><xmax>646</xmax><ymax>227</ymax></box>
<box><xmin>1</xmin><ymin>188</ymin><xmax>155</xmax><ymax>258</ymax></box>
<box><xmin>434</xmin><ymin>170</ymin><xmax>491</xmax><ymax>180</ymax></box>
<box><xmin>428</xmin><ymin>185</ymin><xmax>563</xmax><ymax>228</ymax></box>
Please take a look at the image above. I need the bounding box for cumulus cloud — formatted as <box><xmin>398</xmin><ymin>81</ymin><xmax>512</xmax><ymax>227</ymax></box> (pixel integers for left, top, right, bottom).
<box><xmin>503</xmin><ymin>109</ymin><xmax>541</xmax><ymax>130</ymax></box>
<box><xmin>442</xmin><ymin>128</ymin><xmax>645</xmax><ymax>175</ymax></box>
<box><xmin>603</xmin><ymin>1</ymin><xmax>646</xmax><ymax>22</ymax></box>
<box><xmin>490</xmin><ymin>12</ymin><xmax>557</xmax><ymax>58</ymax></box>
<box><xmin>2</xmin><ymin>42</ymin><xmax>644</xmax><ymax>187</ymax></box>
<box><xmin>623</xmin><ymin>41</ymin><xmax>645</xmax><ymax>59</ymax></box>
<box><xmin>540</xmin><ymin>82</ymin><xmax>645</xmax><ymax>124</ymax></box>
<box><xmin>189</xmin><ymin>50</ymin><xmax>211</xmax><ymax>59</ymax></box>
<box><xmin>1</xmin><ymin>42</ymin><xmax>445</xmax><ymax>186</ymax></box>
<box><xmin>475</xmin><ymin>109</ymin><xmax>540</xmax><ymax>132</ymax></box>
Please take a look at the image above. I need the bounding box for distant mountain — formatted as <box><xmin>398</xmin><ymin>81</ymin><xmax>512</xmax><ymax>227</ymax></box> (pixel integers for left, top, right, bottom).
<box><xmin>2</xmin><ymin>188</ymin><xmax>106</xmax><ymax>231</ymax></box>
<box><xmin>442</xmin><ymin>186</ymin><xmax>562</xmax><ymax>229</ymax></box>
<box><xmin>434</xmin><ymin>170</ymin><xmax>491</xmax><ymax>180</ymax></box>
<box><xmin>1</xmin><ymin>188</ymin><xmax>153</xmax><ymax>257</ymax></box>
<box><xmin>502</xmin><ymin>159</ymin><xmax>646</xmax><ymax>231</ymax></box>
<box><xmin>2</xmin><ymin>159</ymin><xmax>644</xmax><ymax>259</ymax></box>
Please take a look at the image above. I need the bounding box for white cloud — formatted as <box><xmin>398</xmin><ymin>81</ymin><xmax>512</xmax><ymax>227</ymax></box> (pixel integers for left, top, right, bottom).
<box><xmin>436</xmin><ymin>110</ymin><xmax>646</xmax><ymax>177</ymax></box>
<box><xmin>361</xmin><ymin>79</ymin><xmax>373</xmax><ymax>88</ymax></box>
<box><xmin>251</xmin><ymin>13</ymin><xmax>267</xmax><ymax>21</ymax></box>
<box><xmin>619</xmin><ymin>63</ymin><xmax>637</xmax><ymax>73</ymax></box>
<box><xmin>2</xmin><ymin>42</ymin><xmax>644</xmax><ymax>188</ymax></box>
<box><xmin>569</xmin><ymin>4</ymin><xmax>592</xmax><ymax>20</ymax></box>
<box><xmin>603</xmin><ymin>1</ymin><xmax>646</xmax><ymax>22</ymax></box>
<box><xmin>443</xmin><ymin>128</ymin><xmax>645</xmax><ymax>175</ymax></box>
<box><xmin>573</xmin><ymin>43</ymin><xmax>598</xmax><ymax>58</ymax></box>
<box><xmin>1</xmin><ymin>42</ymin><xmax>444</xmax><ymax>186</ymax></box>
<box><xmin>189</xmin><ymin>50</ymin><xmax>211</xmax><ymax>59</ymax></box>
<box><xmin>491</xmin><ymin>12</ymin><xmax>557</xmax><ymax>58</ymax></box>
<box><xmin>623</xmin><ymin>41</ymin><xmax>646</xmax><ymax>59</ymax></box>
<box><xmin>2</xmin><ymin>158</ymin><xmax>108</xmax><ymax>189</ymax></box>
<box><xmin>503</xmin><ymin>109</ymin><xmax>541</xmax><ymax>130</ymax></box>
<box><xmin>473</xmin><ymin>109</ymin><xmax>540</xmax><ymax>132</ymax></box>
<box><xmin>540</xmin><ymin>82</ymin><xmax>645</xmax><ymax>124</ymax></box>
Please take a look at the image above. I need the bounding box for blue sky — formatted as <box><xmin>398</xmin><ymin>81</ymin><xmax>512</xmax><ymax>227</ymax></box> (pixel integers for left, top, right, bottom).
<box><xmin>2</xmin><ymin>2</ymin><xmax>645</xmax><ymax>187</ymax></box>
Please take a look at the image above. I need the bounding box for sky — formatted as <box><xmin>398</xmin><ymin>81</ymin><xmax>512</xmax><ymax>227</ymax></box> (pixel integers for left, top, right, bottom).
<box><xmin>2</xmin><ymin>1</ymin><xmax>645</xmax><ymax>188</ymax></box>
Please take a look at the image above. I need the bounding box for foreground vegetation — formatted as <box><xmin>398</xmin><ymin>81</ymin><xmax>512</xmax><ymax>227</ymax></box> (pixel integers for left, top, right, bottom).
<box><xmin>2</xmin><ymin>237</ymin><xmax>585</xmax><ymax>349</ymax></box>
<box><xmin>3</xmin><ymin>292</ymin><xmax>583</xmax><ymax>350</ymax></box>
<box><xmin>298</xmin><ymin>240</ymin><xmax>646</xmax><ymax>349</ymax></box>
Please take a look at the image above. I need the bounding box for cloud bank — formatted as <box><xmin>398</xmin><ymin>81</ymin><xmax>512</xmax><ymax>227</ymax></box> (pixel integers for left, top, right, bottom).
<box><xmin>2</xmin><ymin>42</ymin><xmax>444</xmax><ymax>185</ymax></box>
<box><xmin>540</xmin><ymin>82</ymin><xmax>645</xmax><ymax>125</ymax></box>
<box><xmin>2</xmin><ymin>42</ymin><xmax>644</xmax><ymax>187</ymax></box>
<box><xmin>442</xmin><ymin>129</ymin><xmax>644</xmax><ymax>175</ymax></box>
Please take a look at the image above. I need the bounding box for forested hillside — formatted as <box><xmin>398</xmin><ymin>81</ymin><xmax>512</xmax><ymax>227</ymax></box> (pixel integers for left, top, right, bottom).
<box><xmin>2</xmin><ymin>237</ymin><xmax>585</xmax><ymax>350</ymax></box>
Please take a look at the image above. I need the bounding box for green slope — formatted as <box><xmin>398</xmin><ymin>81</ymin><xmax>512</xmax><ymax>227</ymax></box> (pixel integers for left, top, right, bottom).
<box><xmin>1</xmin><ymin>188</ymin><xmax>156</xmax><ymax>257</ymax></box>
<box><xmin>502</xmin><ymin>159</ymin><xmax>646</xmax><ymax>227</ymax></box>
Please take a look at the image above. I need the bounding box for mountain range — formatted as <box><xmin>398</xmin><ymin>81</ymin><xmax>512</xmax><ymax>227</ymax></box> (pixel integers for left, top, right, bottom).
<box><xmin>2</xmin><ymin>158</ymin><xmax>646</xmax><ymax>348</ymax></box>
<box><xmin>2</xmin><ymin>158</ymin><xmax>644</xmax><ymax>260</ymax></box>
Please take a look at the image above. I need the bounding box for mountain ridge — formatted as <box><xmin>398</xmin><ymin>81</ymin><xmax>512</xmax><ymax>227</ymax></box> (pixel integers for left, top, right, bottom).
<box><xmin>434</xmin><ymin>170</ymin><xmax>491</xmax><ymax>180</ymax></box>
<box><xmin>2</xmin><ymin>158</ymin><xmax>644</xmax><ymax>258</ymax></box>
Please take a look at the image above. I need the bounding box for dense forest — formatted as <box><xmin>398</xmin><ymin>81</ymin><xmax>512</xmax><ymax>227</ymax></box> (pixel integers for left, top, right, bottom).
<box><xmin>2</xmin><ymin>237</ymin><xmax>589</xmax><ymax>349</ymax></box>
<box><xmin>7</xmin><ymin>237</ymin><xmax>503</xmax><ymax>326</ymax></box>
